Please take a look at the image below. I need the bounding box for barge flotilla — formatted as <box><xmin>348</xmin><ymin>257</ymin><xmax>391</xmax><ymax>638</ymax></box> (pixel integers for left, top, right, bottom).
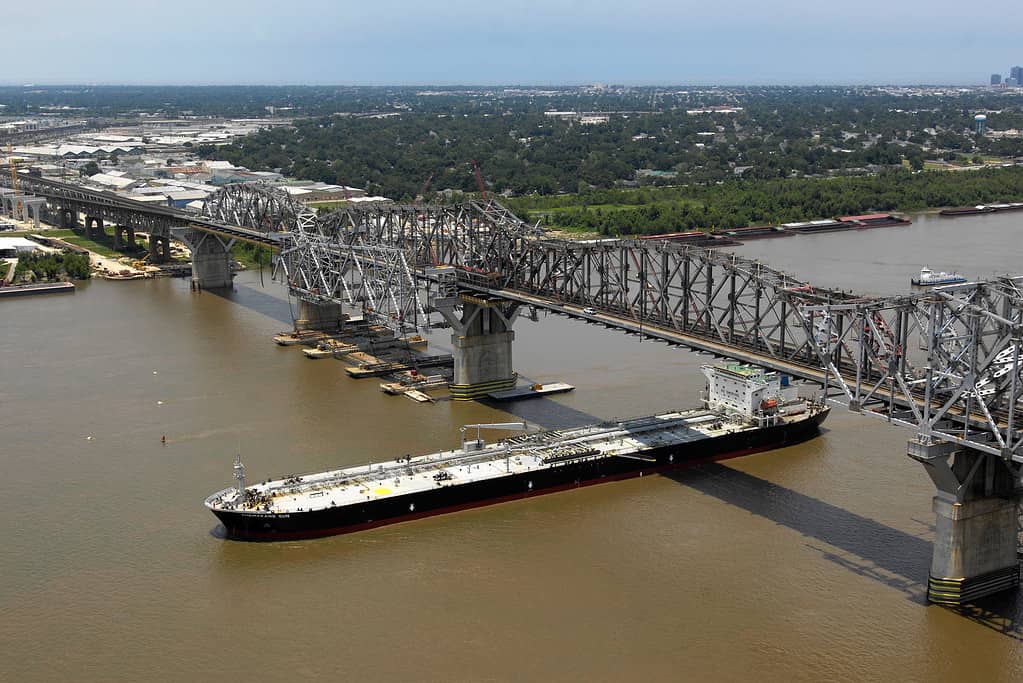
<box><xmin>205</xmin><ymin>364</ymin><xmax>830</xmax><ymax>541</ymax></box>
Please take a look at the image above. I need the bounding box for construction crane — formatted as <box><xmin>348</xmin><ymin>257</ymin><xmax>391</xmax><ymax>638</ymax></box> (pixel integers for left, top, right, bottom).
<box><xmin>413</xmin><ymin>173</ymin><xmax>434</xmax><ymax>206</ymax></box>
<box><xmin>6</xmin><ymin>143</ymin><xmax>21</xmax><ymax>215</ymax></box>
<box><xmin>471</xmin><ymin>159</ymin><xmax>488</xmax><ymax>201</ymax></box>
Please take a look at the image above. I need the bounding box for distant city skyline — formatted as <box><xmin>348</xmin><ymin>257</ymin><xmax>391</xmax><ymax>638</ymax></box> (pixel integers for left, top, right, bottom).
<box><xmin>3</xmin><ymin>1</ymin><xmax>1022</xmax><ymax>86</ymax></box>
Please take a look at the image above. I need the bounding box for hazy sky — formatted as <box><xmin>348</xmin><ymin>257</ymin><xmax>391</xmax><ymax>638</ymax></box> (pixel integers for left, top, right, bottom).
<box><xmin>4</xmin><ymin>1</ymin><xmax>1020</xmax><ymax>85</ymax></box>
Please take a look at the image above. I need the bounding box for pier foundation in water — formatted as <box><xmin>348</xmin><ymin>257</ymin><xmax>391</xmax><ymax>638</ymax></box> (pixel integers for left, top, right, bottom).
<box><xmin>436</xmin><ymin>294</ymin><xmax>518</xmax><ymax>400</ymax></box>
<box><xmin>910</xmin><ymin>441</ymin><xmax>1021</xmax><ymax>604</ymax></box>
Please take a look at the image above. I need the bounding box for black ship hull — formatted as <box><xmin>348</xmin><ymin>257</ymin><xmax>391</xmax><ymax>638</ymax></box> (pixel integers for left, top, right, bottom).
<box><xmin>213</xmin><ymin>409</ymin><xmax>829</xmax><ymax>541</ymax></box>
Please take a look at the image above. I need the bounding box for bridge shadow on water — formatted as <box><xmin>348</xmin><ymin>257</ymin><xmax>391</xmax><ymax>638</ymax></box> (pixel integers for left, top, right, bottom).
<box><xmin>207</xmin><ymin>282</ymin><xmax>296</xmax><ymax>327</ymax></box>
<box><xmin>480</xmin><ymin>396</ymin><xmax>602</xmax><ymax>431</ymax></box>
<box><xmin>667</xmin><ymin>462</ymin><xmax>1023</xmax><ymax>640</ymax></box>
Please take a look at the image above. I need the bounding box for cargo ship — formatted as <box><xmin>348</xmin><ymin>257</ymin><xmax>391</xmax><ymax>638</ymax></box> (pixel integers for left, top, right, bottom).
<box><xmin>205</xmin><ymin>364</ymin><xmax>830</xmax><ymax>541</ymax></box>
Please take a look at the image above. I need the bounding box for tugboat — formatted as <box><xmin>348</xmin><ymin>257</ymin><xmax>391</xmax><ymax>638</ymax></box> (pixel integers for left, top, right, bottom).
<box><xmin>205</xmin><ymin>364</ymin><xmax>830</xmax><ymax>541</ymax></box>
<box><xmin>911</xmin><ymin>266</ymin><xmax>967</xmax><ymax>287</ymax></box>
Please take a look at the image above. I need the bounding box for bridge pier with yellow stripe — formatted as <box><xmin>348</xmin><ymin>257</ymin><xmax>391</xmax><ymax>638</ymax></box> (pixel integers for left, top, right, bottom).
<box><xmin>437</xmin><ymin>294</ymin><xmax>520</xmax><ymax>401</ymax></box>
<box><xmin>911</xmin><ymin>441</ymin><xmax>1022</xmax><ymax>604</ymax></box>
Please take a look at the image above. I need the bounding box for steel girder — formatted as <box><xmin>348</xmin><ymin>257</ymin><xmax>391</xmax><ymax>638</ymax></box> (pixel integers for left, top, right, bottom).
<box><xmin>281</xmin><ymin>200</ymin><xmax>861</xmax><ymax>368</ymax></box>
<box><xmin>802</xmin><ymin>277</ymin><xmax>1023</xmax><ymax>462</ymax></box>
<box><xmin>200</xmin><ymin>183</ymin><xmax>314</xmax><ymax>235</ymax></box>
<box><xmin>274</xmin><ymin>222</ymin><xmax>431</xmax><ymax>333</ymax></box>
<box><xmin>312</xmin><ymin>200</ymin><xmax>540</xmax><ymax>270</ymax></box>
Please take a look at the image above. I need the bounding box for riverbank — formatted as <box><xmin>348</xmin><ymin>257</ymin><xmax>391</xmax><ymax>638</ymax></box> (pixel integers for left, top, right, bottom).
<box><xmin>505</xmin><ymin>166</ymin><xmax>1023</xmax><ymax>236</ymax></box>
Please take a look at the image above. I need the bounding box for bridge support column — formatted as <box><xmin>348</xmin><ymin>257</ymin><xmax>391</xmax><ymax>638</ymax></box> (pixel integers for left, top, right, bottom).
<box><xmin>112</xmin><ymin>224</ymin><xmax>135</xmax><ymax>251</ymax></box>
<box><xmin>295</xmin><ymin>299</ymin><xmax>345</xmax><ymax>332</ymax></box>
<box><xmin>0</xmin><ymin>189</ymin><xmax>14</xmax><ymax>216</ymax></box>
<box><xmin>909</xmin><ymin>440</ymin><xmax>1021</xmax><ymax>604</ymax></box>
<box><xmin>59</xmin><ymin>207</ymin><xmax>77</xmax><ymax>229</ymax></box>
<box><xmin>84</xmin><ymin>216</ymin><xmax>103</xmax><ymax>240</ymax></box>
<box><xmin>173</xmin><ymin>228</ymin><xmax>234</xmax><ymax>290</ymax></box>
<box><xmin>21</xmin><ymin>198</ymin><xmax>45</xmax><ymax>229</ymax></box>
<box><xmin>436</xmin><ymin>294</ymin><xmax>518</xmax><ymax>400</ymax></box>
<box><xmin>148</xmin><ymin>234</ymin><xmax>170</xmax><ymax>263</ymax></box>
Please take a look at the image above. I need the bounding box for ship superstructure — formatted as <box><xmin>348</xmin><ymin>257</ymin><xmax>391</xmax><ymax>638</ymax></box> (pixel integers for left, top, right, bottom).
<box><xmin>205</xmin><ymin>364</ymin><xmax>828</xmax><ymax>540</ymax></box>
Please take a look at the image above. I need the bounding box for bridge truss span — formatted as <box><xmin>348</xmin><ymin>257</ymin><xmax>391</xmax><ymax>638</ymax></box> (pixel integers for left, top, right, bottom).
<box><xmin>803</xmin><ymin>277</ymin><xmax>1023</xmax><ymax>463</ymax></box>
<box><xmin>496</xmin><ymin>238</ymin><xmax>863</xmax><ymax>367</ymax></box>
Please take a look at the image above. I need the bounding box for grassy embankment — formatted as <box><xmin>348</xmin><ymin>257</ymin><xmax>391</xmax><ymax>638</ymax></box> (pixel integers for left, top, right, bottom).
<box><xmin>61</xmin><ymin>230</ymin><xmax>150</xmax><ymax>259</ymax></box>
<box><xmin>231</xmin><ymin>242</ymin><xmax>273</xmax><ymax>270</ymax></box>
<box><xmin>0</xmin><ymin>228</ymin><xmax>136</xmax><ymax>259</ymax></box>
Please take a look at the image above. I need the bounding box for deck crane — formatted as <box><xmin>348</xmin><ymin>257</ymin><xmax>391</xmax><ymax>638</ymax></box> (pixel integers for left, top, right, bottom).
<box><xmin>471</xmin><ymin>159</ymin><xmax>488</xmax><ymax>201</ymax></box>
<box><xmin>460</xmin><ymin>422</ymin><xmax>535</xmax><ymax>472</ymax></box>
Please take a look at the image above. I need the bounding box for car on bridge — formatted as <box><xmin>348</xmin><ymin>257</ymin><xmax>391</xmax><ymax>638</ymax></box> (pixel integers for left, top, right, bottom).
<box><xmin>583</xmin><ymin>307</ymin><xmax>596</xmax><ymax>315</ymax></box>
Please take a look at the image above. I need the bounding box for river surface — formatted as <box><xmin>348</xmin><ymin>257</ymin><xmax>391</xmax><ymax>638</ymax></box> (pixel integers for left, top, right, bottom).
<box><xmin>2</xmin><ymin>210</ymin><xmax>1023</xmax><ymax>681</ymax></box>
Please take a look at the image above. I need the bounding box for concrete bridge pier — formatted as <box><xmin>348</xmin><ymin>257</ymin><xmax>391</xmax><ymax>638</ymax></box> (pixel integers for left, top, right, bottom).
<box><xmin>435</xmin><ymin>293</ymin><xmax>519</xmax><ymax>400</ymax></box>
<box><xmin>909</xmin><ymin>440</ymin><xmax>1022</xmax><ymax>604</ymax></box>
<box><xmin>113</xmin><ymin>224</ymin><xmax>136</xmax><ymax>251</ymax></box>
<box><xmin>19</xmin><ymin>197</ymin><xmax>46</xmax><ymax>229</ymax></box>
<box><xmin>295</xmin><ymin>299</ymin><xmax>346</xmax><ymax>331</ymax></box>
<box><xmin>84</xmin><ymin>216</ymin><xmax>104</xmax><ymax>241</ymax></box>
<box><xmin>148</xmin><ymin>234</ymin><xmax>170</xmax><ymax>263</ymax></box>
<box><xmin>0</xmin><ymin>190</ymin><xmax>15</xmax><ymax>217</ymax></box>
<box><xmin>58</xmin><ymin>207</ymin><xmax>78</xmax><ymax>229</ymax></box>
<box><xmin>173</xmin><ymin>228</ymin><xmax>234</xmax><ymax>289</ymax></box>
<box><xmin>0</xmin><ymin>189</ymin><xmax>16</xmax><ymax>214</ymax></box>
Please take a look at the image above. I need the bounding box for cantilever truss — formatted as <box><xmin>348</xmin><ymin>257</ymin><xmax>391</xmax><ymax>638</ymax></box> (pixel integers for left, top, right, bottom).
<box><xmin>280</xmin><ymin>200</ymin><xmax>862</xmax><ymax>365</ymax></box>
<box><xmin>801</xmin><ymin>277</ymin><xmax>1023</xmax><ymax>462</ymax></box>
<box><xmin>201</xmin><ymin>183</ymin><xmax>315</xmax><ymax>234</ymax></box>
<box><xmin>274</xmin><ymin>222</ymin><xmax>431</xmax><ymax>333</ymax></box>
<box><xmin>274</xmin><ymin>198</ymin><xmax>1023</xmax><ymax>460</ymax></box>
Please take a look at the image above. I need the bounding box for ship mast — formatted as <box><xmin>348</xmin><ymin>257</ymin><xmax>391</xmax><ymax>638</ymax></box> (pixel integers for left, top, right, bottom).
<box><xmin>233</xmin><ymin>454</ymin><xmax>246</xmax><ymax>500</ymax></box>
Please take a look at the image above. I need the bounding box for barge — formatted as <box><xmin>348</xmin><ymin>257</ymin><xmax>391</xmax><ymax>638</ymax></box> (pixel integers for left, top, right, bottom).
<box><xmin>0</xmin><ymin>281</ymin><xmax>75</xmax><ymax>298</ymax></box>
<box><xmin>205</xmin><ymin>364</ymin><xmax>830</xmax><ymax>541</ymax></box>
<box><xmin>940</xmin><ymin>203</ymin><xmax>1023</xmax><ymax>216</ymax></box>
<box><xmin>710</xmin><ymin>225</ymin><xmax>791</xmax><ymax>240</ymax></box>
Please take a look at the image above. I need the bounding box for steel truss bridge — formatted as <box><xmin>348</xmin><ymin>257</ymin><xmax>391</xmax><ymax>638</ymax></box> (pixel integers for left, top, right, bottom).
<box><xmin>4</xmin><ymin>176</ymin><xmax>1021</xmax><ymax>602</ymax></box>
<box><xmin>0</xmin><ymin>170</ymin><xmax>291</xmax><ymax>247</ymax></box>
<box><xmin>255</xmin><ymin>194</ymin><xmax>1023</xmax><ymax>468</ymax></box>
<box><xmin>273</xmin><ymin>194</ymin><xmax>1023</xmax><ymax>603</ymax></box>
<box><xmin>4</xmin><ymin>173</ymin><xmax>1022</xmax><ymax>464</ymax></box>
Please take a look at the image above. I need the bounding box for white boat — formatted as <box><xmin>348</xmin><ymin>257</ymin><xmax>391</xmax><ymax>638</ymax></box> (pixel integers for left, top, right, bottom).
<box><xmin>911</xmin><ymin>266</ymin><xmax>966</xmax><ymax>286</ymax></box>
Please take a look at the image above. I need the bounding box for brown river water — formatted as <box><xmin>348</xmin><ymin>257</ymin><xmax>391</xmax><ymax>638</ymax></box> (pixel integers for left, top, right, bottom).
<box><xmin>3</xmin><ymin>211</ymin><xmax>1023</xmax><ymax>681</ymax></box>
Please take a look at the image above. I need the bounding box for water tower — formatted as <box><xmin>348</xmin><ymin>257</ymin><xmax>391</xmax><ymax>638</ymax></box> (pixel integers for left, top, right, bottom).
<box><xmin>974</xmin><ymin>113</ymin><xmax>987</xmax><ymax>134</ymax></box>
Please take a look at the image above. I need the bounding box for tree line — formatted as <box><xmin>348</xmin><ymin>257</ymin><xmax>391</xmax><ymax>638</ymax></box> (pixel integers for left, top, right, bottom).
<box><xmin>14</xmin><ymin>252</ymin><xmax>90</xmax><ymax>282</ymax></box>
<box><xmin>504</xmin><ymin>167</ymin><xmax>1023</xmax><ymax>235</ymax></box>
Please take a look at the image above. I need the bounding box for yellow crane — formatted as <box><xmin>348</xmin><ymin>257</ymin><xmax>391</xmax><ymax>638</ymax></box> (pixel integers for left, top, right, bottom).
<box><xmin>6</xmin><ymin>143</ymin><xmax>21</xmax><ymax>216</ymax></box>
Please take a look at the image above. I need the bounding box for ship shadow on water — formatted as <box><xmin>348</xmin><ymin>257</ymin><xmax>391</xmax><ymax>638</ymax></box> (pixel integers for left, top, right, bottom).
<box><xmin>666</xmin><ymin>462</ymin><xmax>1023</xmax><ymax>640</ymax></box>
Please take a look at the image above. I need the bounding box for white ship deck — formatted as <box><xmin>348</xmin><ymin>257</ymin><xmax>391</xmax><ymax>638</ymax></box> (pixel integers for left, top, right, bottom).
<box><xmin>206</xmin><ymin>408</ymin><xmax>752</xmax><ymax>515</ymax></box>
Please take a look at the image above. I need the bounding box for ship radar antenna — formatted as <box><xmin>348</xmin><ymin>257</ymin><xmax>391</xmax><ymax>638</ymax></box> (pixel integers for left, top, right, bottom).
<box><xmin>233</xmin><ymin>454</ymin><xmax>246</xmax><ymax>499</ymax></box>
